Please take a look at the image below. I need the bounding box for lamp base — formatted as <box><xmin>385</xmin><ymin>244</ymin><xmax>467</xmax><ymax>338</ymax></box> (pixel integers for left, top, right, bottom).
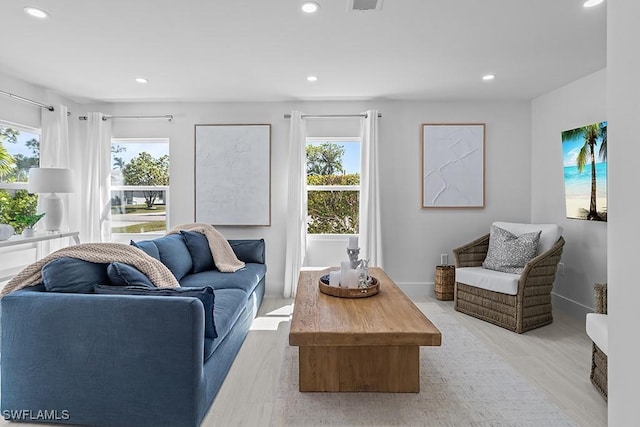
<box><xmin>42</xmin><ymin>193</ymin><xmax>64</xmax><ymax>232</ymax></box>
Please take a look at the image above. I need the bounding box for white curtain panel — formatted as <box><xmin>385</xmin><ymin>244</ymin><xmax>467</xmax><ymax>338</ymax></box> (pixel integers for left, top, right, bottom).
<box><xmin>359</xmin><ymin>109</ymin><xmax>383</xmax><ymax>267</ymax></box>
<box><xmin>80</xmin><ymin>112</ymin><xmax>112</xmax><ymax>243</ymax></box>
<box><xmin>283</xmin><ymin>111</ymin><xmax>308</xmax><ymax>298</ymax></box>
<box><xmin>38</xmin><ymin>104</ymin><xmax>71</xmax><ymax>253</ymax></box>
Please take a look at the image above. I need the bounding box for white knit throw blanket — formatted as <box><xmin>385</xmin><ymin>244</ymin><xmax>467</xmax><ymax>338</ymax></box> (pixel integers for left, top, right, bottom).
<box><xmin>0</xmin><ymin>243</ymin><xmax>179</xmax><ymax>297</ymax></box>
<box><xmin>169</xmin><ymin>223</ymin><xmax>245</xmax><ymax>273</ymax></box>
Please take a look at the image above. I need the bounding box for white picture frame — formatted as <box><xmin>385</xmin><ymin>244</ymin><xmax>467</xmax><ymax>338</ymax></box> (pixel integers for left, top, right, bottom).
<box><xmin>195</xmin><ymin>124</ymin><xmax>271</xmax><ymax>226</ymax></box>
<box><xmin>421</xmin><ymin>123</ymin><xmax>485</xmax><ymax>208</ymax></box>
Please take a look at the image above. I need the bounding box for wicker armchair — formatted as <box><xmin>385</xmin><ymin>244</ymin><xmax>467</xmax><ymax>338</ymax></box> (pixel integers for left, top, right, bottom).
<box><xmin>589</xmin><ymin>283</ymin><xmax>608</xmax><ymax>400</ymax></box>
<box><xmin>453</xmin><ymin>232</ymin><xmax>565</xmax><ymax>334</ymax></box>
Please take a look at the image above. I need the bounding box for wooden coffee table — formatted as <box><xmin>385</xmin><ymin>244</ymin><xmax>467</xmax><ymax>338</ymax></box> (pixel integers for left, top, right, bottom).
<box><xmin>289</xmin><ymin>267</ymin><xmax>442</xmax><ymax>392</ymax></box>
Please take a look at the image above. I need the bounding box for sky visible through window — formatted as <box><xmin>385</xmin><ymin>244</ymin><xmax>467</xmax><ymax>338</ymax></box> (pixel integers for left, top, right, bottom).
<box><xmin>307</xmin><ymin>140</ymin><xmax>360</xmax><ymax>174</ymax></box>
<box><xmin>6</xmin><ymin>130</ymin><xmax>40</xmax><ymax>157</ymax></box>
<box><xmin>112</xmin><ymin>141</ymin><xmax>169</xmax><ymax>165</ymax></box>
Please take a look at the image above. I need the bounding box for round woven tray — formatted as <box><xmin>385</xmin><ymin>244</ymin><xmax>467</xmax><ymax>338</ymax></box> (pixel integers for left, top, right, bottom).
<box><xmin>318</xmin><ymin>274</ymin><xmax>379</xmax><ymax>298</ymax></box>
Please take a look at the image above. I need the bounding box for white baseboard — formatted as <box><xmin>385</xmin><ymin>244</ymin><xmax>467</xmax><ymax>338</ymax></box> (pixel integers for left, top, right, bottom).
<box><xmin>551</xmin><ymin>292</ymin><xmax>593</xmax><ymax>321</ymax></box>
<box><xmin>396</xmin><ymin>282</ymin><xmax>433</xmax><ymax>299</ymax></box>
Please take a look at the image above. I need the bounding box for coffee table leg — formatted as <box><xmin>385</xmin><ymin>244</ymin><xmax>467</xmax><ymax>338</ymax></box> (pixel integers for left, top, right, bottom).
<box><xmin>298</xmin><ymin>345</ymin><xmax>420</xmax><ymax>392</ymax></box>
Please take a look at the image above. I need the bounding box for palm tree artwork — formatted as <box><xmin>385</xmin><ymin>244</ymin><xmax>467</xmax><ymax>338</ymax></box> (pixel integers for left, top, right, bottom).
<box><xmin>561</xmin><ymin>121</ymin><xmax>607</xmax><ymax>221</ymax></box>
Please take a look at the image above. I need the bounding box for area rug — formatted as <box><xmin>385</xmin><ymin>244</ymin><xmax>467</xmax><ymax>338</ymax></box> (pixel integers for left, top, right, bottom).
<box><xmin>270</xmin><ymin>305</ymin><xmax>576</xmax><ymax>426</ymax></box>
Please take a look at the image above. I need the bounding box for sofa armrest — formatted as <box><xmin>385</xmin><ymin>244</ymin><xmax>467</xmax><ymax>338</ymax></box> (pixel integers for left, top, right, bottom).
<box><xmin>1</xmin><ymin>290</ymin><xmax>204</xmax><ymax>426</ymax></box>
<box><xmin>518</xmin><ymin>236</ymin><xmax>565</xmax><ymax>295</ymax></box>
<box><xmin>453</xmin><ymin>234</ymin><xmax>490</xmax><ymax>268</ymax></box>
<box><xmin>229</xmin><ymin>239</ymin><xmax>265</xmax><ymax>264</ymax></box>
<box><xmin>594</xmin><ymin>283</ymin><xmax>607</xmax><ymax>314</ymax></box>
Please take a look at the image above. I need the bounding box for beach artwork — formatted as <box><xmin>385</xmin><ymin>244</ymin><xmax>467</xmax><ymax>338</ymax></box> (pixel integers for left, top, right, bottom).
<box><xmin>561</xmin><ymin>121</ymin><xmax>607</xmax><ymax>221</ymax></box>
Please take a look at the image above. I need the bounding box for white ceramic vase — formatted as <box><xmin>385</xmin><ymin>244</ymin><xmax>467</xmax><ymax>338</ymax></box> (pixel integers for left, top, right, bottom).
<box><xmin>22</xmin><ymin>227</ymin><xmax>35</xmax><ymax>238</ymax></box>
<box><xmin>0</xmin><ymin>224</ymin><xmax>14</xmax><ymax>241</ymax></box>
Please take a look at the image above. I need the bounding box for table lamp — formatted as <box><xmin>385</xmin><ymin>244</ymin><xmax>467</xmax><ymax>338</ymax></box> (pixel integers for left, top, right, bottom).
<box><xmin>28</xmin><ymin>167</ymin><xmax>75</xmax><ymax>232</ymax></box>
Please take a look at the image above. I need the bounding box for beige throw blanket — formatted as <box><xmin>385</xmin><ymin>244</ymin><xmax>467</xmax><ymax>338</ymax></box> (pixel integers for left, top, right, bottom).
<box><xmin>1</xmin><ymin>243</ymin><xmax>179</xmax><ymax>297</ymax></box>
<box><xmin>169</xmin><ymin>223</ymin><xmax>245</xmax><ymax>273</ymax></box>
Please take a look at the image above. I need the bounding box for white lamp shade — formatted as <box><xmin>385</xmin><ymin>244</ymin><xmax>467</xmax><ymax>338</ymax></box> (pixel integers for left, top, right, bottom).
<box><xmin>28</xmin><ymin>168</ymin><xmax>75</xmax><ymax>194</ymax></box>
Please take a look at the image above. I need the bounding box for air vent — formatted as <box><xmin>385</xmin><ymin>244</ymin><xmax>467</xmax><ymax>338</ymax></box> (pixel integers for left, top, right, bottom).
<box><xmin>348</xmin><ymin>0</ymin><xmax>383</xmax><ymax>12</ymax></box>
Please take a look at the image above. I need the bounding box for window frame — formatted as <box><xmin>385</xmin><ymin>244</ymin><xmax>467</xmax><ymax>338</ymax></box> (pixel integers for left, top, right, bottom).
<box><xmin>305</xmin><ymin>136</ymin><xmax>361</xmax><ymax>238</ymax></box>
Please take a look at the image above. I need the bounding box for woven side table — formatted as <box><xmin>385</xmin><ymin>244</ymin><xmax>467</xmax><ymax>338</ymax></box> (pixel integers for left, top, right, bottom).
<box><xmin>434</xmin><ymin>265</ymin><xmax>455</xmax><ymax>301</ymax></box>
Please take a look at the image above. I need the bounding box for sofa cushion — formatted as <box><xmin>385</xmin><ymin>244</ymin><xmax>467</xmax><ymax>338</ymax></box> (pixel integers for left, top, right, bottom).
<box><xmin>456</xmin><ymin>266</ymin><xmax>521</xmax><ymax>295</ymax></box>
<box><xmin>94</xmin><ymin>285</ymin><xmax>217</xmax><ymax>339</ymax></box>
<box><xmin>181</xmin><ymin>230</ymin><xmax>215</xmax><ymax>273</ymax></box>
<box><xmin>206</xmin><ymin>288</ymin><xmax>248</xmax><ymax>355</ymax></box>
<box><xmin>229</xmin><ymin>239</ymin><xmax>265</xmax><ymax>264</ymax></box>
<box><xmin>42</xmin><ymin>257</ymin><xmax>109</xmax><ymax>293</ymax></box>
<box><xmin>107</xmin><ymin>262</ymin><xmax>155</xmax><ymax>288</ymax></box>
<box><xmin>493</xmin><ymin>221</ymin><xmax>562</xmax><ymax>255</ymax></box>
<box><xmin>483</xmin><ymin>225</ymin><xmax>541</xmax><ymax>274</ymax></box>
<box><xmin>586</xmin><ymin>313</ymin><xmax>608</xmax><ymax>355</ymax></box>
<box><xmin>130</xmin><ymin>240</ymin><xmax>160</xmax><ymax>261</ymax></box>
<box><xmin>179</xmin><ymin>263</ymin><xmax>266</xmax><ymax>296</ymax></box>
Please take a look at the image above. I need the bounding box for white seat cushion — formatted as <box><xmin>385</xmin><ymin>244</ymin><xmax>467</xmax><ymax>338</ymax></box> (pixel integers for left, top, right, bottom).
<box><xmin>586</xmin><ymin>313</ymin><xmax>608</xmax><ymax>355</ymax></box>
<box><xmin>456</xmin><ymin>266</ymin><xmax>520</xmax><ymax>295</ymax></box>
<box><xmin>493</xmin><ymin>221</ymin><xmax>562</xmax><ymax>255</ymax></box>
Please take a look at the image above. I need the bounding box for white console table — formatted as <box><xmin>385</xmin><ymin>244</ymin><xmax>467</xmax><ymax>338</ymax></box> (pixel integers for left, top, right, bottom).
<box><xmin>0</xmin><ymin>231</ymin><xmax>80</xmax><ymax>282</ymax></box>
<box><xmin>0</xmin><ymin>231</ymin><xmax>80</xmax><ymax>248</ymax></box>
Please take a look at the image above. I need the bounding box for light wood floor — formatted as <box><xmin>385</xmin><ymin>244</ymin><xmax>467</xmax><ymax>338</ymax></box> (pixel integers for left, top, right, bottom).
<box><xmin>204</xmin><ymin>295</ymin><xmax>608</xmax><ymax>427</ymax></box>
<box><xmin>0</xmin><ymin>294</ymin><xmax>607</xmax><ymax>426</ymax></box>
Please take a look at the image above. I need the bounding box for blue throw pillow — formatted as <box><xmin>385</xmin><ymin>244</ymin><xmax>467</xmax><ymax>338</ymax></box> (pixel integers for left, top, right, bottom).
<box><xmin>43</xmin><ymin>257</ymin><xmax>110</xmax><ymax>293</ymax></box>
<box><xmin>181</xmin><ymin>230</ymin><xmax>215</xmax><ymax>273</ymax></box>
<box><xmin>107</xmin><ymin>262</ymin><xmax>154</xmax><ymax>288</ymax></box>
<box><xmin>150</xmin><ymin>234</ymin><xmax>193</xmax><ymax>280</ymax></box>
<box><xmin>130</xmin><ymin>240</ymin><xmax>160</xmax><ymax>261</ymax></box>
<box><xmin>93</xmin><ymin>285</ymin><xmax>217</xmax><ymax>339</ymax></box>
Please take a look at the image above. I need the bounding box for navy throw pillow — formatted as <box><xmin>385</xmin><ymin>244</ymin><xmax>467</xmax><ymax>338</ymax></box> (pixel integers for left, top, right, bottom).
<box><xmin>107</xmin><ymin>262</ymin><xmax>154</xmax><ymax>288</ymax></box>
<box><xmin>181</xmin><ymin>230</ymin><xmax>215</xmax><ymax>273</ymax></box>
<box><xmin>43</xmin><ymin>257</ymin><xmax>110</xmax><ymax>293</ymax></box>
<box><xmin>130</xmin><ymin>240</ymin><xmax>160</xmax><ymax>261</ymax></box>
<box><xmin>93</xmin><ymin>285</ymin><xmax>217</xmax><ymax>339</ymax></box>
<box><xmin>229</xmin><ymin>239</ymin><xmax>265</xmax><ymax>264</ymax></box>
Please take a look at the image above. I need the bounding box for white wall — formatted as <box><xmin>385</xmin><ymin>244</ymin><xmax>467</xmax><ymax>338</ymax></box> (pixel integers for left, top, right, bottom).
<box><xmin>83</xmin><ymin>100</ymin><xmax>532</xmax><ymax>295</ymax></box>
<box><xmin>607</xmin><ymin>1</ymin><xmax>640</xmax><ymax>424</ymax></box>
<box><xmin>531</xmin><ymin>69</ymin><xmax>607</xmax><ymax>318</ymax></box>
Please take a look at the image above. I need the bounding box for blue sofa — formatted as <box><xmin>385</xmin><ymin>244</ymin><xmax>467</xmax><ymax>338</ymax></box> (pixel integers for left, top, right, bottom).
<box><xmin>1</xmin><ymin>234</ymin><xmax>266</xmax><ymax>427</ymax></box>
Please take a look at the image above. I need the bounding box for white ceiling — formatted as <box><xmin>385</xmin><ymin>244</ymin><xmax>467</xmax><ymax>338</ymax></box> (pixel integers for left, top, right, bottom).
<box><xmin>0</xmin><ymin>0</ymin><xmax>606</xmax><ymax>104</ymax></box>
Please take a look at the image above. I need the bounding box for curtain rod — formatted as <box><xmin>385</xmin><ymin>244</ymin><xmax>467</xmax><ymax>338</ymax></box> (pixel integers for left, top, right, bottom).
<box><xmin>78</xmin><ymin>114</ymin><xmax>173</xmax><ymax>122</ymax></box>
<box><xmin>0</xmin><ymin>88</ymin><xmax>63</xmax><ymax>113</ymax></box>
<box><xmin>283</xmin><ymin>113</ymin><xmax>382</xmax><ymax>119</ymax></box>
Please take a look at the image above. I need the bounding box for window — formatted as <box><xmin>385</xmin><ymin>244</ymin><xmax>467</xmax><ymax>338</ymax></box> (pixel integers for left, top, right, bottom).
<box><xmin>306</xmin><ymin>137</ymin><xmax>360</xmax><ymax>235</ymax></box>
<box><xmin>0</xmin><ymin>123</ymin><xmax>40</xmax><ymax>184</ymax></box>
<box><xmin>0</xmin><ymin>122</ymin><xmax>40</xmax><ymax>233</ymax></box>
<box><xmin>111</xmin><ymin>138</ymin><xmax>169</xmax><ymax>237</ymax></box>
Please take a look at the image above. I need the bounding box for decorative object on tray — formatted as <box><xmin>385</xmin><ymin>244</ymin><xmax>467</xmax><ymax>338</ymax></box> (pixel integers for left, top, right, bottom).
<box><xmin>0</xmin><ymin>224</ymin><xmax>15</xmax><ymax>241</ymax></box>
<box><xmin>318</xmin><ymin>235</ymin><xmax>378</xmax><ymax>298</ymax></box>
<box><xmin>319</xmin><ymin>274</ymin><xmax>379</xmax><ymax>298</ymax></box>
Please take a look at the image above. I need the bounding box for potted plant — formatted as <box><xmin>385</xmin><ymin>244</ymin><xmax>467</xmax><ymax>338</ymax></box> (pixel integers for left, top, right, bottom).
<box><xmin>14</xmin><ymin>213</ymin><xmax>46</xmax><ymax>237</ymax></box>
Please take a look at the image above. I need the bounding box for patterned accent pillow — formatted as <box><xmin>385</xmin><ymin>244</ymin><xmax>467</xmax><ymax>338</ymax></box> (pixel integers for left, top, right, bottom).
<box><xmin>483</xmin><ymin>225</ymin><xmax>541</xmax><ymax>274</ymax></box>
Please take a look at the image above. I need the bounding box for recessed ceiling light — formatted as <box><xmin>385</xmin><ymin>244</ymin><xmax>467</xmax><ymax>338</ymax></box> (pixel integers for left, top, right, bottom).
<box><xmin>302</xmin><ymin>2</ymin><xmax>320</xmax><ymax>14</ymax></box>
<box><xmin>583</xmin><ymin>0</ymin><xmax>604</xmax><ymax>7</ymax></box>
<box><xmin>135</xmin><ymin>77</ymin><xmax>148</xmax><ymax>84</ymax></box>
<box><xmin>24</xmin><ymin>7</ymin><xmax>49</xmax><ymax>19</ymax></box>
<box><xmin>482</xmin><ymin>74</ymin><xmax>495</xmax><ymax>81</ymax></box>
<box><xmin>307</xmin><ymin>75</ymin><xmax>318</xmax><ymax>82</ymax></box>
